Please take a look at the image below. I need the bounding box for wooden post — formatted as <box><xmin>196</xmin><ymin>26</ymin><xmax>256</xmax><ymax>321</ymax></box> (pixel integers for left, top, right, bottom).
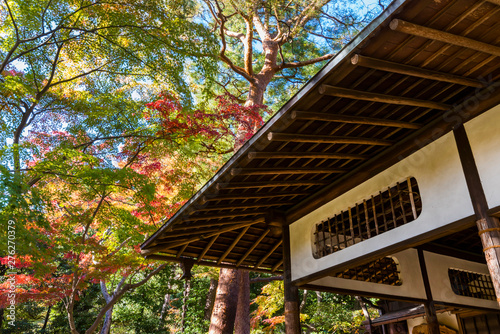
<box><xmin>417</xmin><ymin>249</ymin><xmax>440</xmax><ymax>334</ymax></box>
<box><xmin>282</xmin><ymin>223</ymin><xmax>301</xmax><ymax>334</ymax></box>
<box><xmin>454</xmin><ymin>125</ymin><xmax>500</xmax><ymax>306</ymax></box>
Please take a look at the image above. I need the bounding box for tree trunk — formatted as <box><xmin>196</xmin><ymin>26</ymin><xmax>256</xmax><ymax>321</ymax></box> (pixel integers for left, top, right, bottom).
<box><xmin>205</xmin><ymin>278</ymin><xmax>218</xmax><ymax>320</ymax></box>
<box><xmin>0</xmin><ymin>308</ymin><xmax>4</xmax><ymax>330</ymax></box>
<box><xmin>234</xmin><ymin>270</ymin><xmax>250</xmax><ymax>334</ymax></box>
<box><xmin>209</xmin><ymin>268</ymin><xmax>240</xmax><ymax>334</ymax></box>
<box><xmin>99</xmin><ymin>307</ymin><xmax>113</xmax><ymax>334</ymax></box>
<box><xmin>356</xmin><ymin>296</ymin><xmax>372</xmax><ymax>334</ymax></box>
<box><xmin>181</xmin><ymin>279</ymin><xmax>191</xmax><ymax>332</ymax></box>
<box><xmin>41</xmin><ymin>305</ymin><xmax>52</xmax><ymax>333</ymax></box>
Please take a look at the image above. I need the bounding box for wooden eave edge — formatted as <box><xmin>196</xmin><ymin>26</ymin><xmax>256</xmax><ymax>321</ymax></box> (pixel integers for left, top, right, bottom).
<box><xmin>140</xmin><ymin>0</ymin><xmax>410</xmax><ymax>252</ymax></box>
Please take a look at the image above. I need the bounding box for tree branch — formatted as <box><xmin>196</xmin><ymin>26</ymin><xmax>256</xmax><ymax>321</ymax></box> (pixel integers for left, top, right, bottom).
<box><xmin>278</xmin><ymin>53</ymin><xmax>333</xmax><ymax>70</ymax></box>
<box><xmin>84</xmin><ymin>264</ymin><xmax>167</xmax><ymax>334</ymax></box>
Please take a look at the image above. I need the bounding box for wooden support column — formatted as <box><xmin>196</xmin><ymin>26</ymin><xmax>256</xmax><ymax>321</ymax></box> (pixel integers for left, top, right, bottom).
<box><xmin>282</xmin><ymin>223</ymin><xmax>301</xmax><ymax>334</ymax></box>
<box><xmin>454</xmin><ymin>125</ymin><xmax>500</xmax><ymax>306</ymax></box>
<box><xmin>417</xmin><ymin>249</ymin><xmax>440</xmax><ymax>334</ymax></box>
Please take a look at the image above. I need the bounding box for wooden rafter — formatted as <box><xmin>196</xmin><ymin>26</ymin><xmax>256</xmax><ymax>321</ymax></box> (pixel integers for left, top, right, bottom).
<box><xmin>157</xmin><ymin>227</ymin><xmax>222</xmax><ymax>240</ymax></box>
<box><xmin>171</xmin><ymin>218</ymin><xmax>263</xmax><ymax>230</ymax></box>
<box><xmin>231</xmin><ymin>167</ymin><xmax>347</xmax><ymax>176</ymax></box>
<box><xmin>236</xmin><ymin>229</ymin><xmax>271</xmax><ymax>267</ymax></box>
<box><xmin>319</xmin><ymin>85</ymin><xmax>451</xmax><ymax>110</ymax></box>
<box><xmin>183</xmin><ymin>210</ymin><xmax>268</xmax><ymax>221</ymax></box>
<box><xmin>146</xmin><ymin>254</ymin><xmax>276</xmax><ymax>274</ymax></box>
<box><xmin>255</xmin><ymin>240</ymin><xmax>283</xmax><ymax>269</ymax></box>
<box><xmin>291</xmin><ymin>111</ymin><xmax>421</xmax><ymax>129</ymax></box>
<box><xmin>197</xmin><ymin>202</ymin><xmax>295</xmax><ymax>211</ymax></box>
<box><xmin>141</xmin><ymin>219</ymin><xmax>262</xmax><ymax>255</ymax></box>
<box><xmin>390</xmin><ymin>19</ymin><xmax>500</xmax><ymax>57</ymax></box>
<box><xmin>197</xmin><ymin>235</ymin><xmax>219</xmax><ymax>263</ymax></box>
<box><xmin>248</xmin><ymin>151</ymin><xmax>367</xmax><ymax>160</ymax></box>
<box><xmin>268</xmin><ymin>132</ymin><xmax>393</xmax><ymax>146</ymax></box>
<box><xmin>272</xmin><ymin>259</ymin><xmax>284</xmax><ymax>272</ymax></box>
<box><xmin>202</xmin><ymin>191</ymin><xmax>310</xmax><ymax>202</ymax></box>
<box><xmin>217</xmin><ymin>180</ymin><xmax>329</xmax><ymax>190</ymax></box>
<box><xmin>217</xmin><ymin>226</ymin><xmax>251</xmax><ymax>264</ymax></box>
<box><xmin>351</xmin><ymin>54</ymin><xmax>484</xmax><ymax>87</ymax></box>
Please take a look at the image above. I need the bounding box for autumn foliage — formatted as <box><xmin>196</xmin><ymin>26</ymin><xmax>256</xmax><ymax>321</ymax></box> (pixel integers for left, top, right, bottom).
<box><xmin>0</xmin><ymin>90</ymin><xmax>266</xmax><ymax>333</ymax></box>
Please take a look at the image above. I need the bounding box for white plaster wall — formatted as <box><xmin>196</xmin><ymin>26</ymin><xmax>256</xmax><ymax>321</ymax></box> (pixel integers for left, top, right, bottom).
<box><xmin>309</xmin><ymin>249</ymin><xmax>427</xmax><ymax>299</ymax></box>
<box><xmin>290</xmin><ymin>131</ymin><xmax>474</xmax><ymax>282</ymax></box>
<box><xmin>407</xmin><ymin>312</ymin><xmax>459</xmax><ymax>333</ymax></box>
<box><xmin>424</xmin><ymin>251</ymin><xmax>499</xmax><ymax>310</ymax></box>
<box><xmin>464</xmin><ymin>104</ymin><xmax>500</xmax><ymax>211</ymax></box>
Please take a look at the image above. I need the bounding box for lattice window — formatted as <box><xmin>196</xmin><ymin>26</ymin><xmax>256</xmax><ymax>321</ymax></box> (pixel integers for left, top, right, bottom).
<box><xmin>333</xmin><ymin>257</ymin><xmax>402</xmax><ymax>286</ymax></box>
<box><xmin>449</xmin><ymin>268</ymin><xmax>495</xmax><ymax>301</ymax></box>
<box><xmin>313</xmin><ymin>177</ymin><xmax>422</xmax><ymax>258</ymax></box>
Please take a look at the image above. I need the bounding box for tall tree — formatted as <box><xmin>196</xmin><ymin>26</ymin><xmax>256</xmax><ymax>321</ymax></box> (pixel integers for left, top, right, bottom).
<box><xmin>200</xmin><ymin>1</ymin><xmax>386</xmax><ymax>333</ymax></box>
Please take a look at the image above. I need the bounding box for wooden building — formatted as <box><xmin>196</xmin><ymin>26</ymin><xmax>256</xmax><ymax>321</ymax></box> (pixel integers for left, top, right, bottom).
<box><xmin>141</xmin><ymin>0</ymin><xmax>500</xmax><ymax>332</ymax></box>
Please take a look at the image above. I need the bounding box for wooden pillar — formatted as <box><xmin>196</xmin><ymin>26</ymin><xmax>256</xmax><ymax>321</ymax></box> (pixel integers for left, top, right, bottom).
<box><xmin>417</xmin><ymin>249</ymin><xmax>440</xmax><ymax>334</ymax></box>
<box><xmin>454</xmin><ymin>125</ymin><xmax>500</xmax><ymax>306</ymax></box>
<box><xmin>282</xmin><ymin>224</ymin><xmax>301</xmax><ymax>334</ymax></box>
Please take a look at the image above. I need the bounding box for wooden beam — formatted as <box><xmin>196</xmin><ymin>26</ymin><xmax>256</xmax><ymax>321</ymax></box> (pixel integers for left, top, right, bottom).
<box><xmin>217</xmin><ymin>226</ymin><xmax>251</xmax><ymax>264</ymax></box>
<box><xmin>141</xmin><ymin>219</ymin><xmax>262</xmax><ymax>255</ymax></box>
<box><xmin>217</xmin><ymin>180</ymin><xmax>329</xmax><ymax>190</ymax></box>
<box><xmin>283</xmin><ymin>224</ymin><xmax>301</xmax><ymax>333</ymax></box>
<box><xmin>202</xmin><ymin>191</ymin><xmax>310</xmax><ymax>202</ymax></box>
<box><xmin>390</xmin><ymin>19</ymin><xmax>500</xmax><ymax>58</ymax></box>
<box><xmin>146</xmin><ymin>254</ymin><xmax>276</xmax><ymax>274</ymax></box>
<box><xmin>319</xmin><ymin>84</ymin><xmax>450</xmax><ymax>110</ymax></box>
<box><xmin>267</xmin><ymin>132</ymin><xmax>393</xmax><ymax>146</ymax></box>
<box><xmin>157</xmin><ymin>227</ymin><xmax>222</xmax><ymax>240</ymax></box>
<box><xmin>197</xmin><ymin>235</ymin><xmax>219</xmax><ymax>263</ymax></box>
<box><xmin>248</xmin><ymin>151</ymin><xmax>367</xmax><ymax>160</ymax></box>
<box><xmin>272</xmin><ymin>259</ymin><xmax>284</xmax><ymax>273</ymax></box>
<box><xmin>418</xmin><ymin>249</ymin><xmax>440</xmax><ymax>334</ymax></box>
<box><xmin>286</xmin><ymin>83</ymin><xmax>500</xmax><ymax>225</ymax></box>
<box><xmin>197</xmin><ymin>202</ymin><xmax>295</xmax><ymax>211</ymax></box>
<box><xmin>236</xmin><ymin>229</ymin><xmax>271</xmax><ymax>267</ymax></box>
<box><xmin>184</xmin><ymin>210</ymin><xmax>268</xmax><ymax>221</ymax></box>
<box><xmin>255</xmin><ymin>240</ymin><xmax>282</xmax><ymax>269</ymax></box>
<box><xmin>291</xmin><ymin>111</ymin><xmax>421</xmax><ymax>129</ymax></box>
<box><xmin>171</xmin><ymin>217</ymin><xmax>265</xmax><ymax>231</ymax></box>
<box><xmin>487</xmin><ymin>0</ymin><xmax>500</xmax><ymax>6</ymax></box>
<box><xmin>351</xmin><ymin>54</ymin><xmax>484</xmax><ymax>88</ymax></box>
<box><xmin>231</xmin><ymin>167</ymin><xmax>348</xmax><ymax>176</ymax></box>
<box><xmin>454</xmin><ymin>125</ymin><xmax>500</xmax><ymax>307</ymax></box>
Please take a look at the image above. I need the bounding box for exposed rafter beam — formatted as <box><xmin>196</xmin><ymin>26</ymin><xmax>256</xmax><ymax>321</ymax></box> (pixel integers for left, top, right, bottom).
<box><xmin>141</xmin><ymin>219</ymin><xmax>262</xmax><ymax>255</ymax></box>
<box><xmin>217</xmin><ymin>226</ymin><xmax>251</xmax><ymax>264</ymax></box>
<box><xmin>197</xmin><ymin>235</ymin><xmax>219</xmax><ymax>263</ymax></box>
<box><xmin>248</xmin><ymin>151</ymin><xmax>367</xmax><ymax>160</ymax></box>
<box><xmin>268</xmin><ymin>132</ymin><xmax>393</xmax><ymax>146</ymax></box>
<box><xmin>319</xmin><ymin>85</ymin><xmax>450</xmax><ymax>110</ymax></box>
<box><xmin>172</xmin><ymin>218</ymin><xmax>264</xmax><ymax>230</ymax></box>
<box><xmin>217</xmin><ymin>180</ymin><xmax>329</xmax><ymax>190</ymax></box>
<box><xmin>197</xmin><ymin>201</ymin><xmax>295</xmax><ymax>211</ymax></box>
<box><xmin>236</xmin><ymin>229</ymin><xmax>271</xmax><ymax>267</ymax></box>
<box><xmin>231</xmin><ymin>167</ymin><xmax>348</xmax><ymax>176</ymax></box>
<box><xmin>390</xmin><ymin>19</ymin><xmax>500</xmax><ymax>57</ymax></box>
<box><xmin>255</xmin><ymin>240</ymin><xmax>283</xmax><ymax>269</ymax></box>
<box><xmin>185</xmin><ymin>210</ymin><xmax>268</xmax><ymax>221</ymax></box>
<box><xmin>202</xmin><ymin>191</ymin><xmax>310</xmax><ymax>202</ymax></box>
<box><xmin>351</xmin><ymin>54</ymin><xmax>484</xmax><ymax>88</ymax></box>
<box><xmin>272</xmin><ymin>259</ymin><xmax>284</xmax><ymax>272</ymax></box>
<box><xmin>146</xmin><ymin>254</ymin><xmax>276</xmax><ymax>274</ymax></box>
<box><xmin>291</xmin><ymin>111</ymin><xmax>421</xmax><ymax>129</ymax></box>
<box><xmin>157</xmin><ymin>227</ymin><xmax>222</xmax><ymax>240</ymax></box>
